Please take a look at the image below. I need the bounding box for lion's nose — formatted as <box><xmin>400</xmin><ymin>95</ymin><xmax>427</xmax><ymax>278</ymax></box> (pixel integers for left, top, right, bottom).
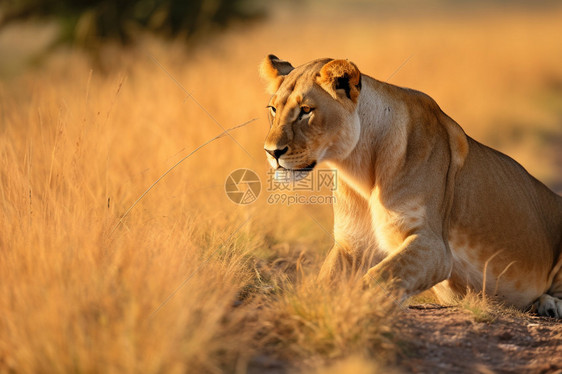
<box><xmin>265</xmin><ymin>146</ymin><xmax>289</xmax><ymax>160</ymax></box>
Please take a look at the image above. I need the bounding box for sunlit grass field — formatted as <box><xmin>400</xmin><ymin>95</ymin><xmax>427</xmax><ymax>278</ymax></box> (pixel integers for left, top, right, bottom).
<box><xmin>1</xmin><ymin>2</ymin><xmax>561</xmax><ymax>372</ymax></box>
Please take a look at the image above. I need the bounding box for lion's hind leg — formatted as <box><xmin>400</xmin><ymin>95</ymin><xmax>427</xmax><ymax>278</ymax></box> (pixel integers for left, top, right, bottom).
<box><xmin>535</xmin><ymin>252</ymin><xmax>562</xmax><ymax>318</ymax></box>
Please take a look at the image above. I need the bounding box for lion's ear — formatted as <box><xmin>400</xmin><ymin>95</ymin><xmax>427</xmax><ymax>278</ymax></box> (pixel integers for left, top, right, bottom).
<box><xmin>259</xmin><ymin>54</ymin><xmax>294</xmax><ymax>93</ymax></box>
<box><xmin>317</xmin><ymin>59</ymin><xmax>362</xmax><ymax>103</ymax></box>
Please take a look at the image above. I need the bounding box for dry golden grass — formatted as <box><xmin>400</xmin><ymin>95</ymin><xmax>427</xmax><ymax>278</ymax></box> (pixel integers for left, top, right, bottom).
<box><xmin>453</xmin><ymin>290</ymin><xmax>532</xmax><ymax>324</ymax></box>
<box><xmin>259</xmin><ymin>278</ymin><xmax>397</xmax><ymax>363</ymax></box>
<box><xmin>1</xmin><ymin>2</ymin><xmax>562</xmax><ymax>373</ymax></box>
<box><xmin>309</xmin><ymin>355</ymin><xmax>399</xmax><ymax>374</ymax></box>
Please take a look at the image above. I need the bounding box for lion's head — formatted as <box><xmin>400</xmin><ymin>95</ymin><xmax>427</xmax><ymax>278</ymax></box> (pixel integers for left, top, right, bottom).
<box><xmin>259</xmin><ymin>55</ymin><xmax>362</xmax><ymax>181</ymax></box>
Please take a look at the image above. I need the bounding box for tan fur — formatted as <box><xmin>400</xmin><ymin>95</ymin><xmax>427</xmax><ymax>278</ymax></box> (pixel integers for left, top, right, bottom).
<box><xmin>260</xmin><ymin>55</ymin><xmax>562</xmax><ymax>316</ymax></box>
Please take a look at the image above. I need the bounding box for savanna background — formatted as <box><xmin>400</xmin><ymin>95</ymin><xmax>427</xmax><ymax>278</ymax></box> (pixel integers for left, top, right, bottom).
<box><xmin>1</xmin><ymin>0</ymin><xmax>561</xmax><ymax>373</ymax></box>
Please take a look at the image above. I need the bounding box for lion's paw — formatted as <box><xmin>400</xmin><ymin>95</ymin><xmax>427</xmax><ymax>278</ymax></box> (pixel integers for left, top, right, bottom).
<box><xmin>534</xmin><ymin>294</ymin><xmax>562</xmax><ymax>318</ymax></box>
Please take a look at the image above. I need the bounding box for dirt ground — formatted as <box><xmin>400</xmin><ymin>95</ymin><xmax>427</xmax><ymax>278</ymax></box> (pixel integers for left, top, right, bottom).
<box><xmin>397</xmin><ymin>305</ymin><xmax>562</xmax><ymax>374</ymax></box>
<box><xmin>248</xmin><ymin>303</ymin><xmax>562</xmax><ymax>374</ymax></box>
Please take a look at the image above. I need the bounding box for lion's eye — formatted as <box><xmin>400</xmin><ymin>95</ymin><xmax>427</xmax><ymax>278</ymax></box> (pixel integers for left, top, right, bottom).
<box><xmin>298</xmin><ymin>105</ymin><xmax>314</xmax><ymax>119</ymax></box>
<box><xmin>268</xmin><ymin>106</ymin><xmax>276</xmax><ymax>117</ymax></box>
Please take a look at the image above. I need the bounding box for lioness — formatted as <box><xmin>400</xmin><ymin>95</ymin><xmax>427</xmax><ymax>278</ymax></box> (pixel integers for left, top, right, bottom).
<box><xmin>260</xmin><ymin>55</ymin><xmax>562</xmax><ymax>317</ymax></box>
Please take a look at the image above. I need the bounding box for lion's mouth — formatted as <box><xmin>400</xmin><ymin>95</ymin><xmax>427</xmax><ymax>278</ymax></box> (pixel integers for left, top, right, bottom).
<box><xmin>294</xmin><ymin>161</ymin><xmax>317</xmax><ymax>172</ymax></box>
<box><xmin>274</xmin><ymin>161</ymin><xmax>317</xmax><ymax>182</ymax></box>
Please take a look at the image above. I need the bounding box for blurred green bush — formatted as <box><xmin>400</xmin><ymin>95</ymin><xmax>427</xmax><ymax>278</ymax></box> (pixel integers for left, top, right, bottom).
<box><xmin>0</xmin><ymin>0</ymin><xmax>263</xmax><ymax>47</ymax></box>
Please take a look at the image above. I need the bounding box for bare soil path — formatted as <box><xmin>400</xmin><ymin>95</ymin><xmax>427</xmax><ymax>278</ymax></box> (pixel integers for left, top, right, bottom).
<box><xmin>397</xmin><ymin>305</ymin><xmax>562</xmax><ymax>374</ymax></box>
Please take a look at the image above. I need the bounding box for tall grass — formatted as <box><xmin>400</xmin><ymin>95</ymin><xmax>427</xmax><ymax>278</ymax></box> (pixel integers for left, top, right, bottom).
<box><xmin>1</xmin><ymin>2</ymin><xmax>562</xmax><ymax>372</ymax></box>
<box><xmin>259</xmin><ymin>278</ymin><xmax>397</xmax><ymax>363</ymax></box>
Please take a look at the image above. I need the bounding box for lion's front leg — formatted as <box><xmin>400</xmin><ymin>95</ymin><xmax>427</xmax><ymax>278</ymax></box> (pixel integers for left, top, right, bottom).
<box><xmin>363</xmin><ymin>232</ymin><xmax>453</xmax><ymax>299</ymax></box>
<box><xmin>318</xmin><ymin>181</ymin><xmax>379</xmax><ymax>283</ymax></box>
